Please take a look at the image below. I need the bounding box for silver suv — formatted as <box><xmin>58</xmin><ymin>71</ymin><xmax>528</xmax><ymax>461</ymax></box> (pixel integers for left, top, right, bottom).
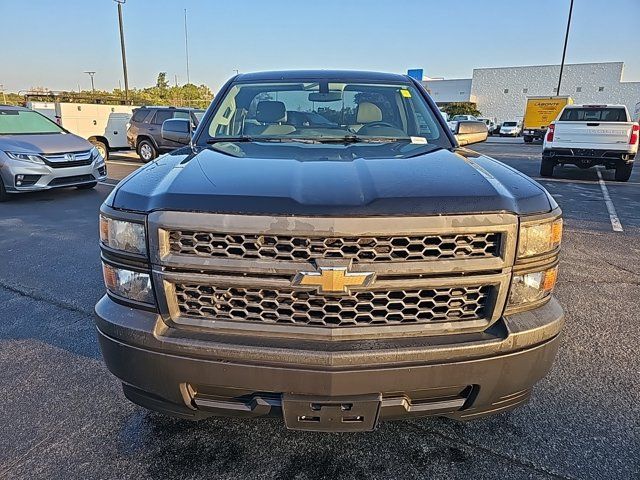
<box><xmin>0</xmin><ymin>105</ymin><xmax>107</xmax><ymax>201</ymax></box>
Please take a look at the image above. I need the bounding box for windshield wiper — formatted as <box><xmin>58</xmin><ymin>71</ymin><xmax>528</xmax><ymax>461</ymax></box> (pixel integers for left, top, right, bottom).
<box><xmin>313</xmin><ymin>135</ymin><xmax>410</xmax><ymax>144</ymax></box>
<box><xmin>207</xmin><ymin>136</ymin><xmax>322</xmax><ymax>144</ymax></box>
<box><xmin>206</xmin><ymin>135</ymin><xmax>256</xmax><ymax>144</ymax></box>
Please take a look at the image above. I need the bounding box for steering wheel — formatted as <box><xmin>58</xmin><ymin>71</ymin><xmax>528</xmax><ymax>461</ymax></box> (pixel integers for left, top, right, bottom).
<box><xmin>358</xmin><ymin>121</ymin><xmax>405</xmax><ymax>136</ymax></box>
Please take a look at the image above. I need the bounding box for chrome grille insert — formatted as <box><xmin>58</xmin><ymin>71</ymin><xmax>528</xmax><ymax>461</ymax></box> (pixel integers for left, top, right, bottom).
<box><xmin>168</xmin><ymin>231</ymin><xmax>501</xmax><ymax>262</ymax></box>
<box><xmin>174</xmin><ymin>283</ymin><xmax>491</xmax><ymax>327</ymax></box>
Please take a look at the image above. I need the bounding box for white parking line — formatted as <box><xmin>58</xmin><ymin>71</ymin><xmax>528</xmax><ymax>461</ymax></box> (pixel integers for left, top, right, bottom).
<box><xmin>596</xmin><ymin>169</ymin><xmax>623</xmax><ymax>232</ymax></box>
<box><xmin>106</xmin><ymin>160</ymin><xmax>141</xmax><ymax>166</ymax></box>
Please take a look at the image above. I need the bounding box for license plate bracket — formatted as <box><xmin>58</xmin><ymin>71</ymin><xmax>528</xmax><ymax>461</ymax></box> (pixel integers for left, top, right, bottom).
<box><xmin>282</xmin><ymin>393</ymin><xmax>381</xmax><ymax>432</ymax></box>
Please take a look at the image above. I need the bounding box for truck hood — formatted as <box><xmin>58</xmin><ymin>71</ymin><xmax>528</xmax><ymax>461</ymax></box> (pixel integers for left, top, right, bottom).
<box><xmin>109</xmin><ymin>146</ymin><xmax>553</xmax><ymax>216</ymax></box>
<box><xmin>0</xmin><ymin>132</ymin><xmax>93</xmax><ymax>154</ymax></box>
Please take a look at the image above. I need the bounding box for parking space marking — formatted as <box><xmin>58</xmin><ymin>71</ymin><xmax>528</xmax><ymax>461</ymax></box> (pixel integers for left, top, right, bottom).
<box><xmin>596</xmin><ymin>169</ymin><xmax>623</xmax><ymax>232</ymax></box>
<box><xmin>106</xmin><ymin>160</ymin><xmax>141</xmax><ymax>166</ymax></box>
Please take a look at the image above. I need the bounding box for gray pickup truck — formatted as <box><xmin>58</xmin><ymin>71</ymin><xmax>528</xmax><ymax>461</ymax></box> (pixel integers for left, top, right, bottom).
<box><xmin>95</xmin><ymin>70</ymin><xmax>564</xmax><ymax>432</ymax></box>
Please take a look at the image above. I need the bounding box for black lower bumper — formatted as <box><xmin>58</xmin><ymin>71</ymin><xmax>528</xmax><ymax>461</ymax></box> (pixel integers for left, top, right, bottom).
<box><xmin>543</xmin><ymin>148</ymin><xmax>635</xmax><ymax>168</ymax></box>
<box><xmin>95</xmin><ymin>296</ymin><xmax>564</xmax><ymax>431</ymax></box>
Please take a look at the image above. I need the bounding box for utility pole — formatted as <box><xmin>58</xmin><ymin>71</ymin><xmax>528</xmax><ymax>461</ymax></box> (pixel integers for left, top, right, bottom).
<box><xmin>556</xmin><ymin>0</ymin><xmax>574</xmax><ymax>96</ymax></box>
<box><xmin>0</xmin><ymin>84</ymin><xmax>6</xmax><ymax>104</ymax></box>
<box><xmin>84</xmin><ymin>71</ymin><xmax>96</xmax><ymax>94</ymax></box>
<box><xmin>184</xmin><ymin>9</ymin><xmax>191</xmax><ymax>85</ymax></box>
<box><xmin>115</xmin><ymin>0</ymin><xmax>130</xmax><ymax>102</ymax></box>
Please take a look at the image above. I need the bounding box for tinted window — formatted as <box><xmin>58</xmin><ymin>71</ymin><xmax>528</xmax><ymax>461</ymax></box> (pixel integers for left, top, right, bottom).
<box><xmin>131</xmin><ymin>109</ymin><xmax>149</xmax><ymax>122</ymax></box>
<box><xmin>559</xmin><ymin>108</ymin><xmax>627</xmax><ymax>122</ymax></box>
<box><xmin>174</xmin><ymin>111</ymin><xmax>190</xmax><ymax>120</ymax></box>
<box><xmin>503</xmin><ymin>122</ymin><xmax>517</xmax><ymax>127</ymax></box>
<box><xmin>152</xmin><ymin>110</ymin><xmax>174</xmax><ymax>125</ymax></box>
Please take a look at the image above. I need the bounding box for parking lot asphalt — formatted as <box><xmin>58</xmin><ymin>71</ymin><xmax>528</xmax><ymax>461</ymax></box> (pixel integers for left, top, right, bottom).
<box><xmin>1</xmin><ymin>139</ymin><xmax>639</xmax><ymax>479</ymax></box>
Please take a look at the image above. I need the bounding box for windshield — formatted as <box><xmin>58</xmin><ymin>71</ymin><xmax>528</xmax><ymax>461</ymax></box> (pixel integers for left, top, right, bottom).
<box><xmin>0</xmin><ymin>109</ymin><xmax>65</xmax><ymax>135</ymax></box>
<box><xmin>503</xmin><ymin>122</ymin><xmax>517</xmax><ymax>127</ymax></box>
<box><xmin>559</xmin><ymin>107</ymin><xmax>627</xmax><ymax>122</ymax></box>
<box><xmin>200</xmin><ymin>80</ymin><xmax>451</xmax><ymax>148</ymax></box>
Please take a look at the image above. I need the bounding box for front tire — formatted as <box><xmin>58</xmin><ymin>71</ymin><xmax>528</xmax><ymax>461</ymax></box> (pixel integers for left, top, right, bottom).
<box><xmin>90</xmin><ymin>140</ymin><xmax>109</xmax><ymax>161</ymax></box>
<box><xmin>137</xmin><ymin>139</ymin><xmax>157</xmax><ymax>162</ymax></box>
<box><xmin>614</xmin><ymin>163</ymin><xmax>633</xmax><ymax>182</ymax></box>
<box><xmin>540</xmin><ymin>158</ymin><xmax>555</xmax><ymax>177</ymax></box>
<box><xmin>77</xmin><ymin>181</ymin><xmax>98</xmax><ymax>190</ymax></box>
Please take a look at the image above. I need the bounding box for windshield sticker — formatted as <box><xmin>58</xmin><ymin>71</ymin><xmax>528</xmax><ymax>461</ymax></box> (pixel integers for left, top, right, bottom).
<box><xmin>400</xmin><ymin>89</ymin><xmax>412</xmax><ymax>98</ymax></box>
<box><xmin>410</xmin><ymin>136</ymin><xmax>428</xmax><ymax>144</ymax></box>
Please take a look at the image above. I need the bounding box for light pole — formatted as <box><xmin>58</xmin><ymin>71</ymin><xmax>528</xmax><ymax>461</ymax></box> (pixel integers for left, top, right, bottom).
<box><xmin>0</xmin><ymin>84</ymin><xmax>6</xmax><ymax>104</ymax></box>
<box><xmin>84</xmin><ymin>71</ymin><xmax>96</xmax><ymax>94</ymax></box>
<box><xmin>556</xmin><ymin>0</ymin><xmax>574</xmax><ymax>96</ymax></box>
<box><xmin>115</xmin><ymin>0</ymin><xmax>130</xmax><ymax>102</ymax></box>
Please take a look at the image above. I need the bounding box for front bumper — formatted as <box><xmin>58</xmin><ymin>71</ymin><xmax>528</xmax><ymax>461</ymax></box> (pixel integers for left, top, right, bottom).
<box><xmin>95</xmin><ymin>295</ymin><xmax>564</xmax><ymax>430</ymax></box>
<box><xmin>1</xmin><ymin>157</ymin><xmax>106</xmax><ymax>192</ymax></box>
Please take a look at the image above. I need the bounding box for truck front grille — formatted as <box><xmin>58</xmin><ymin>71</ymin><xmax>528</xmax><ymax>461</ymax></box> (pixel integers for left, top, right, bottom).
<box><xmin>174</xmin><ymin>283</ymin><xmax>491</xmax><ymax>327</ymax></box>
<box><xmin>168</xmin><ymin>231</ymin><xmax>501</xmax><ymax>263</ymax></box>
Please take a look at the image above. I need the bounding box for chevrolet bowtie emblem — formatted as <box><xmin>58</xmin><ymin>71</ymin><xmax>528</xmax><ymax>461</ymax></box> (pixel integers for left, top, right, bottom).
<box><xmin>292</xmin><ymin>267</ymin><xmax>375</xmax><ymax>294</ymax></box>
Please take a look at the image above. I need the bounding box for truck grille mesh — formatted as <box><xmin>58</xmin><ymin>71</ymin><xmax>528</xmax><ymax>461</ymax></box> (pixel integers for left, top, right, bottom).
<box><xmin>168</xmin><ymin>231</ymin><xmax>501</xmax><ymax>263</ymax></box>
<box><xmin>174</xmin><ymin>283</ymin><xmax>491</xmax><ymax>327</ymax></box>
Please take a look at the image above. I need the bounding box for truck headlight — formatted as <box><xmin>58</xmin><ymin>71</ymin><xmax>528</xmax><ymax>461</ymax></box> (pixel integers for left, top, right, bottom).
<box><xmin>102</xmin><ymin>263</ymin><xmax>154</xmax><ymax>304</ymax></box>
<box><xmin>99</xmin><ymin>215</ymin><xmax>147</xmax><ymax>255</ymax></box>
<box><xmin>5</xmin><ymin>151</ymin><xmax>45</xmax><ymax>164</ymax></box>
<box><xmin>508</xmin><ymin>266</ymin><xmax>558</xmax><ymax>308</ymax></box>
<box><xmin>518</xmin><ymin>217</ymin><xmax>562</xmax><ymax>258</ymax></box>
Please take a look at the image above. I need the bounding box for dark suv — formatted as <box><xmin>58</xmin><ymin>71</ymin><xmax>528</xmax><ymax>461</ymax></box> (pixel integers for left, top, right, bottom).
<box><xmin>127</xmin><ymin>107</ymin><xmax>205</xmax><ymax>161</ymax></box>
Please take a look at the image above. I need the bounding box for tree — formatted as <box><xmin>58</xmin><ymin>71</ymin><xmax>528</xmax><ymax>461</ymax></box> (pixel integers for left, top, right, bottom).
<box><xmin>442</xmin><ymin>102</ymin><xmax>481</xmax><ymax>118</ymax></box>
<box><xmin>156</xmin><ymin>72</ymin><xmax>169</xmax><ymax>90</ymax></box>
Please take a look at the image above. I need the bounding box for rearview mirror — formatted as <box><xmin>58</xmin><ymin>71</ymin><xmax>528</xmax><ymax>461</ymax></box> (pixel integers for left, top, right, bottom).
<box><xmin>455</xmin><ymin>120</ymin><xmax>488</xmax><ymax>146</ymax></box>
<box><xmin>161</xmin><ymin>118</ymin><xmax>191</xmax><ymax>144</ymax></box>
<box><xmin>308</xmin><ymin>92</ymin><xmax>342</xmax><ymax>102</ymax></box>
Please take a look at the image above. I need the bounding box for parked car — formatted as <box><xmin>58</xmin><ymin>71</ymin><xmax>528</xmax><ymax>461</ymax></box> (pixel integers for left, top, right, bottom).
<box><xmin>0</xmin><ymin>105</ymin><xmax>106</xmax><ymax>201</ymax></box>
<box><xmin>126</xmin><ymin>106</ymin><xmax>205</xmax><ymax>161</ymax></box>
<box><xmin>477</xmin><ymin>117</ymin><xmax>497</xmax><ymax>135</ymax></box>
<box><xmin>447</xmin><ymin>114</ymin><xmax>478</xmax><ymax>132</ymax></box>
<box><xmin>499</xmin><ymin>121</ymin><xmax>522</xmax><ymax>137</ymax></box>
<box><xmin>27</xmin><ymin>100</ymin><xmax>138</xmax><ymax>160</ymax></box>
<box><xmin>542</xmin><ymin>104</ymin><xmax>639</xmax><ymax>181</ymax></box>
<box><xmin>96</xmin><ymin>70</ymin><xmax>563</xmax><ymax>432</ymax></box>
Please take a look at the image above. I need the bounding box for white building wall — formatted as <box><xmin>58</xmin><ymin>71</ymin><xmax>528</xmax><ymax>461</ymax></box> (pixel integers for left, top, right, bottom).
<box><xmin>422</xmin><ymin>78</ymin><xmax>472</xmax><ymax>104</ymax></box>
<box><xmin>471</xmin><ymin>62</ymin><xmax>640</xmax><ymax>124</ymax></box>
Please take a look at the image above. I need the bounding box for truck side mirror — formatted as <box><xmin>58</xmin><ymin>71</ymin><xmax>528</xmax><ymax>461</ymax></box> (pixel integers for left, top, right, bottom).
<box><xmin>161</xmin><ymin>118</ymin><xmax>191</xmax><ymax>145</ymax></box>
<box><xmin>455</xmin><ymin>120</ymin><xmax>488</xmax><ymax>146</ymax></box>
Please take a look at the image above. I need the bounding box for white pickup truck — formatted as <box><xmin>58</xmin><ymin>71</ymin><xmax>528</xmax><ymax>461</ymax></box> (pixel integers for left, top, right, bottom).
<box><xmin>541</xmin><ymin>104</ymin><xmax>639</xmax><ymax>181</ymax></box>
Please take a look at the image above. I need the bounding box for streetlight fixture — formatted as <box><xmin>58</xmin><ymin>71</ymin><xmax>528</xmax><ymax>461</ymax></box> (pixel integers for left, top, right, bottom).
<box><xmin>84</xmin><ymin>71</ymin><xmax>96</xmax><ymax>94</ymax></box>
<box><xmin>556</xmin><ymin>0</ymin><xmax>574</xmax><ymax>96</ymax></box>
<box><xmin>115</xmin><ymin>0</ymin><xmax>130</xmax><ymax>102</ymax></box>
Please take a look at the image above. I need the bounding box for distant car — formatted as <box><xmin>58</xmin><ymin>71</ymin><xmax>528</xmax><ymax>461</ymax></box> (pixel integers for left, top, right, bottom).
<box><xmin>478</xmin><ymin>117</ymin><xmax>497</xmax><ymax>135</ymax></box>
<box><xmin>500</xmin><ymin>121</ymin><xmax>522</xmax><ymax>137</ymax></box>
<box><xmin>127</xmin><ymin>106</ymin><xmax>205</xmax><ymax>162</ymax></box>
<box><xmin>447</xmin><ymin>114</ymin><xmax>478</xmax><ymax>132</ymax></box>
<box><xmin>0</xmin><ymin>106</ymin><xmax>106</xmax><ymax>201</ymax></box>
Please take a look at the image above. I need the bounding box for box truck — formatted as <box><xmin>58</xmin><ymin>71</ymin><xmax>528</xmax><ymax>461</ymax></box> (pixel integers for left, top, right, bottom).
<box><xmin>522</xmin><ymin>96</ymin><xmax>573</xmax><ymax>143</ymax></box>
<box><xmin>27</xmin><ymin>101</ymin><xmax>138</xmax><ymax>160</ymax></box>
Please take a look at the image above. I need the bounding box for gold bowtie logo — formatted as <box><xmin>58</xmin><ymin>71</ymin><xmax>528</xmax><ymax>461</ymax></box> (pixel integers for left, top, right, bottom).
<box><xmin>293</xmin><ymin>267</ymin><xmax>375</xmax><ymax>294</ymax></box>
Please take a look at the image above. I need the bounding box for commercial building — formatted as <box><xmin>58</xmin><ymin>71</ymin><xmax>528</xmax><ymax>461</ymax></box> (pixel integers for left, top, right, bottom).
<box><xmin>422</xmin><ymin>62</ymin><xmax>640</xmax><ymax>123</ymax></box>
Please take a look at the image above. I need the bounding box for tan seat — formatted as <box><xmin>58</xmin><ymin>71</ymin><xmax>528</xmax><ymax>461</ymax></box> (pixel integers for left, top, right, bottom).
<box><xmin>351</xmin><ymin>102</ymin><xmax>382</xmax><ymax>132</ymax></box>
<box><xmin>244</xmin><ymin>101</ymin><xmax>295</xmax><ymax>136</ymax></box>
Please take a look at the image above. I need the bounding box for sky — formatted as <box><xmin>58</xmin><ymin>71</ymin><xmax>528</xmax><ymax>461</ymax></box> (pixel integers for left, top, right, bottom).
<box><xmin>1</xmin><ymin>0</ymin><xmax>639</xmax><ymax>94</ymax></box>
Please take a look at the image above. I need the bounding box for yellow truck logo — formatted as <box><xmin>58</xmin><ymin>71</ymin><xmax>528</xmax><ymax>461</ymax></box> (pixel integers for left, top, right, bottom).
<box><xmin>524</xmin><ymin>97</ymin><xmax>573</xmax><ymax>130</ymax></box>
